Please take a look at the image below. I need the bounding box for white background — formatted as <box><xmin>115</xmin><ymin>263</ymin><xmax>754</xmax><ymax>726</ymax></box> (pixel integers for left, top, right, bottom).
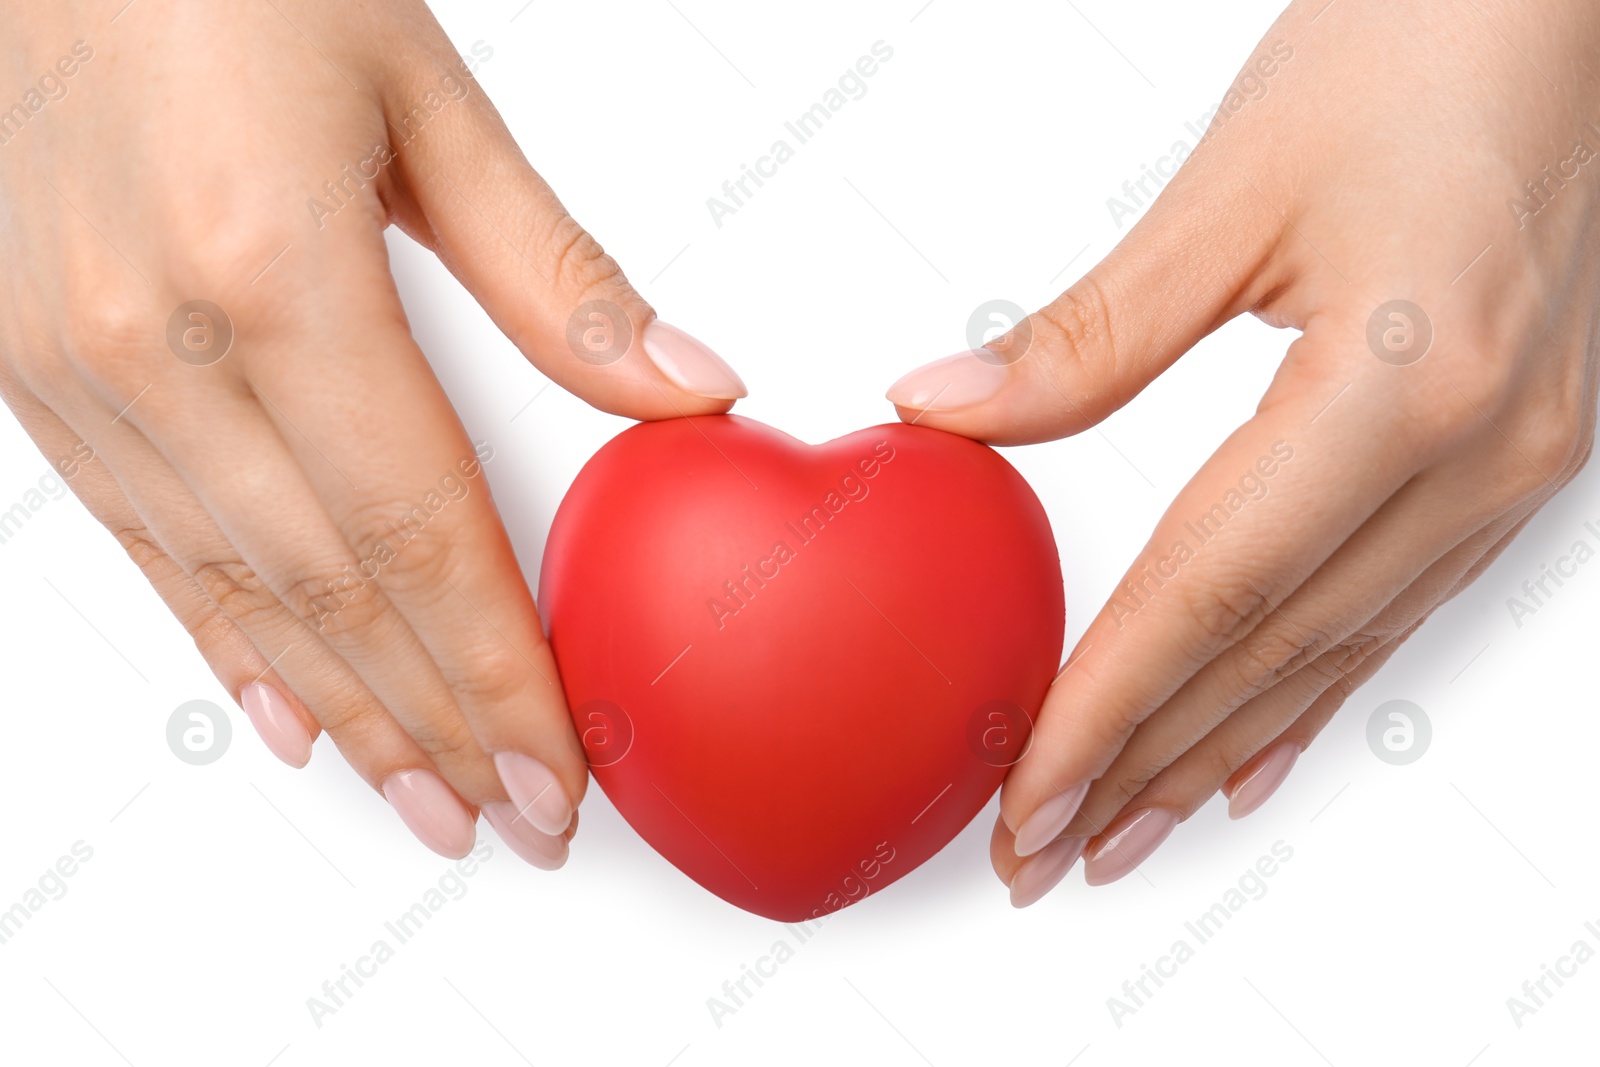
<box><xmin>2</xmin><ymin>0</ymin><xmax>1597</xmax><ymax>1064</ymax></box>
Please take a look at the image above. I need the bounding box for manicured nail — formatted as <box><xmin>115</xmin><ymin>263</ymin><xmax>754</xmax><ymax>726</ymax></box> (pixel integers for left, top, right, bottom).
<box><xmin>1013</xmin><ymin>781</ymin><xmax>1091</xmax><ymax>858</ymax></box>
<box><xmin>1083</xmin><ymin>807</ymin><xmax>1179</xmax><ymax>886</ymax></box>
<box><xmin>642</xmin><ymin>320</ymin><xmax>747</xmax><ymax>399</ymax></box>
<box><xmin>492</xmin><ymin>751</ymin><xmax>573</xmax><ymax>836</ymax></box>
<box><xmin>1227</xmin><ymin>742</ymin><xmax>1301</xmax><ymax>820</ymax></box>
<box><xmin>483</xmin><ymin>802</ymin><xmax>568</xmax><ymax>871</ymax></box>
<box><xmin>382</xmin><ymin>769</ymin><xmax>476</xmax><ymax>859</ymax></box>
<box><xmin>1009</xmin><ymin>836</ymin><xmax>1087</xmax><ymax>908</ymax></box>
<box><xmin>885</xmin><ymin>352</ymin><xmax>1008</xmax><ymax>412</ymax></box>
<box><xmin>239</xmin><ymin>681</ymin><xmax>313</xmax><ymax>769</ymax></box>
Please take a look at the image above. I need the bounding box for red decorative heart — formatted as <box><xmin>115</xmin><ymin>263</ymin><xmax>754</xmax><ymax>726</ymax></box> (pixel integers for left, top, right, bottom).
<box><xmin>540</xmin><ymin>415</ymin><xmax>1064</xmax><ymax>921</ymax></box>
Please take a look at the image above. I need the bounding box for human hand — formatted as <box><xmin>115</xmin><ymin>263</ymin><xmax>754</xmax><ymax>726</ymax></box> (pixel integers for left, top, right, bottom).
<box><xmin>0</xmin><ymin>0</ymin><xmax>744</xmax><ymax>864</ymax></box>
<box><xmin>886</xmin><ymin>0</ymin><xmax>1598</xmax><ymax>904</ymax></box>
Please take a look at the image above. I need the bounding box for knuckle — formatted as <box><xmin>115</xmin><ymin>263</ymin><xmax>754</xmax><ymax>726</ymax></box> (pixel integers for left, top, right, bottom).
<box><xmin>1175</xmin><ymin>574</ymin><xmax>1271</xmax><ymax>648</ymax></box>
<box><xmin>343</xmin><ymin>496</ymin><xmax>418</xmax><ymax>550</ymax></box>
<box><xmin>111</xmin><ymin>523</ymin><xmax>169</xmax><ymax>575</ymax></box>
<box><xmin>406</xmin><ymin>714</ymin><xmax>481</xmax><ymax>762</ymax></box>
<box><xmin>193</xmin><ymin>557</ymin><xmax>281</xmax><ymax>627</ymax></box>
<box><xmin>341</xmin><ymin>497</ymin><xmax>458</xmax><ymax>600</ymax></box>
<box><xmin>109</xmin><ymin>527</ymin><xmax>250</xmax><ymax>659</ymax></box>
<box><xmin>279</xmin><ymin>564</ymin><xmax>393</xmax><ymax>644</ymax></box>
<box><xmin>1100</xmin><ymin>761</ymin><xmax>1168</xmax><ymax>817</ymax></box>
<box><xmin>1230</xmin><ymin>621</ymin><xmax>1336</xmax><ymax>694</ymax></box>
<box><xmin>309</xmin><ymin>693</ymin><xmax>372</xmax><ymax>735</ymax></box>
<box><xmin>1450</xmin><ymin>344</ymin><xmax>1516</xmax><ymax>413</ymax></box>
<box><xmin>378</xmin><ymin>527</ymin><xmax>461</xmax><ymax>604</ymax></box>
<box><xmin>1080</xmin><ymin>697</ymin><xmax>1145</xmax><ymax>760</ymax></box>
<box><xmin>542</xmin><ymin>212</ymin><xmax>627</xmax><ymax>302</ymax></box>
<box><xmin>1035</xmin><ymin>276</ymin><xmax>1119</xmax><ymax>384</ymax></box>
<box><xmin>59</xmin><ymin>292</ymin><xmax>160</xmax><ymax>386</ymax></box>
<box><xmin>1307</xmin><ymin>631</ymin><xmax>1383</xmax><ymax>688</ymax></box>
<box><xmin>186</xmin><ymin>599</ymin><xmax>245</xmax><ymax>660</ymax></box>
<box><xmin>1401</xmin><ymin>349</ymin><xmax>1508</xmax><ymax>447</ymax></box>
<box><xmin>1519</xmin><ymin>409</ymin><xmax>1586</xmax><ymax>481</ymax></box>
<box><xmin>1323</xmin><ymin>630</ymin><xmax>1401</xmax><ymax>703</ymax></box>
<box><xmin>441</xmin><ymin>640</ymin><xmax>540</xmax><ymax>711</ymax></box>
<box><xmin>1444</xmin><ymin>356</ymin><xmax>1521</xmax><ymax>438</ymax></box>
<box><xmin>163</xmin><ymin>209</ymin><xmax>288</xmax><ymax>302</ymax></box>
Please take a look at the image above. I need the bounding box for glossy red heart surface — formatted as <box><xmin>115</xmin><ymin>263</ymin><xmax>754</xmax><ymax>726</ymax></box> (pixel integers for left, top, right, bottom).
<box><xmin>539</xmin><ymin>415</ymin><xmax>1064</xmax><ymax>921</ymax></box>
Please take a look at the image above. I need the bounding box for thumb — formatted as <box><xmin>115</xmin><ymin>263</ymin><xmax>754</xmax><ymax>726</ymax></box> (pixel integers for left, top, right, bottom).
<box><xmin>886</xmin><ymin>171</ymin><xmax>1278</xmax><ymax>445</ymax></box>
<box><xmin>384</xmin><ymin>52</ymin><xmax>744</xmax><ymax>419</ymax></box>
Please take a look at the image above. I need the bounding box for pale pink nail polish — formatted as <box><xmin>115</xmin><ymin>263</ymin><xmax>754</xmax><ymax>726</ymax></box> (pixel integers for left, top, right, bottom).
<box><xmin>1083</xmin><ymin>808</ymin><xmax>1179</xmax><ymax>886</ymax></box>
<box><xmin>1013</xmin><ymin>781</ymin><xmax>1091</xmax><ymax>858</ymax></box>
<box><xmin>239</xmin><ymin>681</ymin><xmax>313</xmax><ymax>769</ymax></box>
<box><xmin>382</xmin><ymin>769</ymin><xmax>476</xmax><ymax>859</ymax></box>
<box><xmin>492</xmin><ymin>751</ymin><xmax>573</xmax><ymax>836</ymax></box>
<box><xmin>1010</xmin><ymin>836</ymin><xmax>1087</xmax><ymax>908</ymax></box>
<box><xmin>483</xmin><ymin>802</ymin><xmax>568</xmax><ymax>871</ymax></box>
<box><xmin>642</xmin><ymin>320</ymin><xmax>747</xmax><ymax>399</ymax></box>
<box><xmin>885</xmin><ymin>352</ymin><xmax>1008</xmax><ymax>412</ymax></box>
<box><xmin>1227</xmin><ymin>742</ymin><xmax>1301</xmax><ymax>820</ymax></box>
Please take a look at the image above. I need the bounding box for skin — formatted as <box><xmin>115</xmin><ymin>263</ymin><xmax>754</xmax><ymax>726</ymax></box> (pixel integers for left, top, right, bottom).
<box><xmin>5</xmin><ymin>0</ymin><xmax>1593</xmax><ymax>894</ymax></box>
<box><xmin>0</xmin><ymin>1</ymin><xmax>736</xmax><ymax>850</ymax></box>
<box><xmin>891</xmin><ymin>0</ymin><xmax>1600</xmax><ymax>892</ymax></box>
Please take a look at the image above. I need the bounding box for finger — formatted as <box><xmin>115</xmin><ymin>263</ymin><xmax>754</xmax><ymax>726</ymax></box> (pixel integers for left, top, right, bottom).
<box><xmin>1225</xmin><ymin>503</ymin><xmax>1546</xmax><ymax>808</ymax></box>
<box><xmin>995</xmin><ymin>620</ymin><xmax>1414</xmax><ymax>900</ymax></box>
<box><xmin>1056</xmin><ymin>447</ymin><xmax>1527</xmax><ymax>845</ymax></box>
<box><xmin>1220</xmin><ymin>505</ymin><xmax>1541</xmax><ymax>782</ymax></box>
<box><xmin>115</xmin><ymin>424</ymin><xmax>495</xmax><ymax>858</ymax></box>
<box><xmin>2</xmin><ymin>386</ymin><xmax>323</xmax><ymax>765</ymax></box>
<box><xmin>79</xmin><ymin>341</ymin><xmax>490</xmax><ymax>857</ymax></box>
<box><xmin>1074</xmin><ymin>430</ymin><xmax>1572</xmax><ymax>843</ymax></box>
<box><xmin>483</xmin><ymin>802</ymin><xmax>571</xmax><ymax>872</ymax></box>
<box><xmin>1011</xmin><ymin>363</ymin><xmax>1574</xmax><ymax>889</ymax></box>
<box><xmin>380</xmin><ymin>32</ymin><xmax>744</xmax><ymax>416</ymax></box>
<box><xmin>990</xmin><ymin>813</ymin><xmax>1089</xmax><ymax>909</ymax></box>
<box><xmin>1254</xmin><ymin>500</ymin><xmax>1547</xmax><ymax>765</ymax></box>
<box><xmin>1439</xmin><ymin>507</ymin><xmax>1544</xmax><ymax>603</ymax></box>
<box><xmin>27</xmin><ymin>380</ymin><xmax>464</xmax><ymax>800</ymax></box>
<box><xmin>1000</xmin><ymin>282</ymin><xmax>1591</xmax><ymax>863</ymax></box>
<box><xmin>44</xmin><ymin>170</ymin><xmax>577</xmax><ymax>866</ymax></box>
<box><xmin>239</xmin><ymin>270</ymin><xmax>587</xmax><ymax>836</ymax></box>
<box><xmin>885</xmin><ymin>117</ymin><xmax>1285</xmax><ymax>444</ymax></box>
<box><xmin>1133</xmin><ymin>614</ymin><xmax>1418</xmax><ymax>832</ymax></box>
<box><xmin>168</xmin><ymin>406</ymin><xmax>495</xmax><ymax>803</ymax></box>
<box><xmin>1000</xmin><ymin>333</ymin><xmax>1424</xmax><ymax>854</ymax></box>
<box><xmin>1071</xmin><ymin>496</ymin><xmax>1542</xmax><ymax>888</ymax></box>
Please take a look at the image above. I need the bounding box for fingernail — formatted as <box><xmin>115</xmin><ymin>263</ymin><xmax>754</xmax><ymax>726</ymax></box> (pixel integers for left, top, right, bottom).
<box><xmin>239</xmin><ymin>681</ymin><xmax>313</xmax><ymax>769</ymax></box>
<box><xmin>885</xmin><ymin>352</ymin><xmax>1008</xmax><ymax>412</ymax></box>
<box><xmin>642</xmin><ymin>320</ymin><xmax>747</xmax><ymax>399</ymax></box>
<box><xmin>1083</xmin><ymin>807</ymin><xmax>1179</xmax><ymax>886</ymax></box>
<box><xmin>1013</xmin><ymin>780</ymin><xmax>1091</xmax><ymax>857</ymax></box>
<box><xmin>483</xmin><ymin>802</ymin><xmax>568</xmax><ymax>871</ymax></box>
<box><xmin>1226</xmin><ymin>742</ymin><xmax>1301</xmax><ymax>820</ymax></box>
<box><xmin>382</xmin><ymin>769</ymin><xmax>477</xmax><ymax>859</ymax></box>
<box><xmin>492</xmin><ymin>751</ymin><xmax>573</xmax><ymax>836</ymax></box>
<box><xmin>1009</xmin><ymin>836</ymin><xmax>1087</xmax><ymax>908</ymax></box>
